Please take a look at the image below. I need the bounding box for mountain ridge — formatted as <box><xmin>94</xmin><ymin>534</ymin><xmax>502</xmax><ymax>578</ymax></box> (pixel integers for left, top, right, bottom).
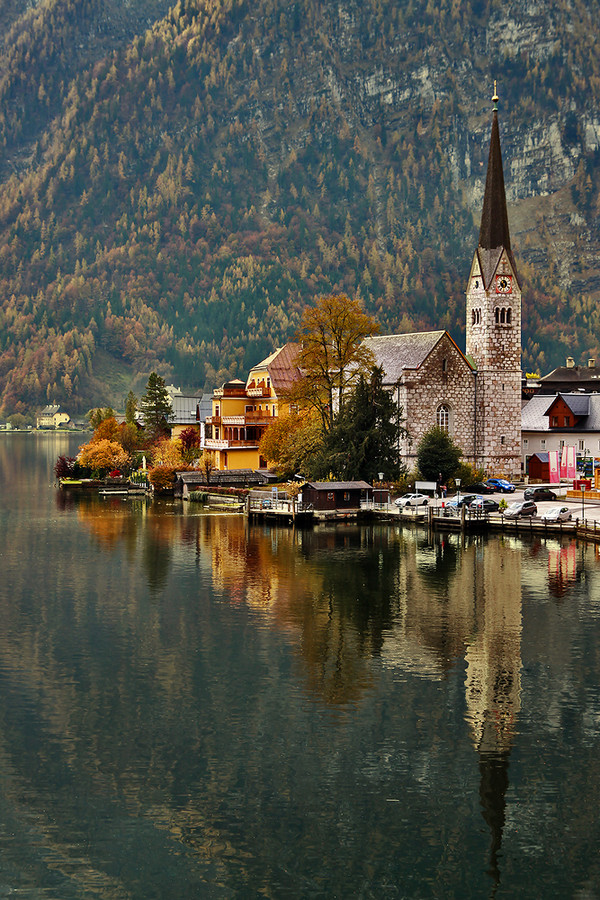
<box><xmin>0</xmin><ymin>0</ymin><xmax>599</xmax><ymax>415</ymax></box>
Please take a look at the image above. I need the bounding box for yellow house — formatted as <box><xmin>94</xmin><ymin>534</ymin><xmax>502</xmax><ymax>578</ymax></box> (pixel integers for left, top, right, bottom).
<box><xmin>36</xmin><ymin>405</ymin><xmax>71</xmax><ymax>429</ymax></box>
<box><xmin>205</xmin><ymin>343</ymin><xmax>300</xmax><ymax>471</ymax></box>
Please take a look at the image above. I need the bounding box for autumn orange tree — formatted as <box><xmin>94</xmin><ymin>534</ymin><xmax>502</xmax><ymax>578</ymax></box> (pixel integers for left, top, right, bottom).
<box><xmin>285</xmin><ymin>294</ymin><xmax>379</xmax><ymax>431</ymax></box>
<box><xmin>78</xmin><ymin>439</ymin><xmax>129</xmax><ymax>476</ymax></box>
<box><xmin>259</xmin><ymin>411</ymin><xmax>324</xmax><ymax>479</ymax></box>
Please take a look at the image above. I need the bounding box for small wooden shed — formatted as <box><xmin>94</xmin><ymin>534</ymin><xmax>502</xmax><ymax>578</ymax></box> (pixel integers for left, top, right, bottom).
<box><xmin>302</xmin><ymin>481</ymin><xmax>372</xmax><ymax>510</ymax></box>
<box><xmin>527</xmin><ymin>452</ymin><xmax>549</xmax><ymax>481</ymax></box>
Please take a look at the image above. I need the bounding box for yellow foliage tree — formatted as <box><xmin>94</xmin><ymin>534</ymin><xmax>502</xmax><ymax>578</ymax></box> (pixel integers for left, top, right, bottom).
<box><xmin>79</xmin><ymin>439</ymin><xmax>129</xmax><ymax>475</ymax></box>
<box><xmin>285</xmin><ymin>294</ymin><xmax>379</xmax><ymax>431</ymax></box>
<box><xmin>151</xmin><ymin>437</ymin><xmax>185</xmax><ymax>467</ymax></box>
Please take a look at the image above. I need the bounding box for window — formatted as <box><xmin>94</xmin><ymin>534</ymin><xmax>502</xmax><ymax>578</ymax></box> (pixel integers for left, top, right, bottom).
<box><xmin>495</xmin><ymin>306</ymin><xmax>512</xmax><ymax>325</ymax></box>
<box><xmin>560</xmin><ymin>440</ymin><xmax>565</xmax><ymax>450</ymax></box>
<box><xmin>579</xmin><ymin>440</ymin><xmax>585</xmax><ymax>451</ymax></box>
<box><xmin>442</xmin><ymin>358</ymin><xmax>448</xmax><ymax>373</ymax></box>
<box><xmin>541</xmin><ymin>439</ymin><xmax>546</xmax><ymax>450</ymax></box>
<box><xmin>523</xmin><ymin>439</ymin><xmax>529</xmax><ymax>449</ymax></box>
<box><xmin>437</xmin><ymin>404</ymin><xmax>450</xmax><ymax>431</ymax></box>
<box><xmin>327</xmin><ymin>492</ymin><xmax>334</xmax><ymax>501</ymax></box>
<box><xmin>564</xmin><ymin>415</ymin><xmax>571</xmax><ymax>426</ymax></box>
<box><xmin>551</xmin><ymin>416</ymin><xmax>559</xmax><ymax>427</ymax></box>
<box><xmin>501</xmin><ymin>435</ymin><xmax>505</xmax><ymax>445</ymax></box>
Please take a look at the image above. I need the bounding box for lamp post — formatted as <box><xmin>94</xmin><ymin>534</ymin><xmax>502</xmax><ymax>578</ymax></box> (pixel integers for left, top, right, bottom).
<box><xmin>455</xmin><ymin>477</ymin><xmax>461</xmax><ymax>505</ymax></box>
<box><xmin>581</xmin><ymin>483</ymin><xmax>586</xmax><ymax>523</ymax></box>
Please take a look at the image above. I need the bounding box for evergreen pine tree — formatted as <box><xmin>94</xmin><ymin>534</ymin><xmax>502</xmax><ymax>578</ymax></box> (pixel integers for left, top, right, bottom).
<box><xmin>139</xmin><ymin>373</ymin><xmax>172</xmax><ymax>441</ymax></box>
<box><xmin>316</xmin><ymin>367</ymin><xmax>405</xmax><ymax>481</ymax></box>
<box><xmin>125</xmin><ymin>390</ymin><xmax>138</xmax><ymax>425</ymax></box>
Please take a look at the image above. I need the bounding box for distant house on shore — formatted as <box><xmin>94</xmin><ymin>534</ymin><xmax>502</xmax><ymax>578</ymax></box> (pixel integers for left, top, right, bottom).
<box><xmin>169</xmin><ymin>393</ymin><xmax>212</xmax><ymax>444</ymax></box>
<box><xmin>36</xmin><ymin>405</ymin><xmax>71</xmax><ymax>429</ymax></box>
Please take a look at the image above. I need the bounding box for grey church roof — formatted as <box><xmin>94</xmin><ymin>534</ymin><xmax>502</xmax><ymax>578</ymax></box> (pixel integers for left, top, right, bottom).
<box><xmin>364</xmin><ymin>331</ymin><xmax>450</xmax><ymax>384</ymax></box>
<box><xmin>522</xmin><ymin>392</ymin><xmax>600</xmax><ymax>432</ymax></box>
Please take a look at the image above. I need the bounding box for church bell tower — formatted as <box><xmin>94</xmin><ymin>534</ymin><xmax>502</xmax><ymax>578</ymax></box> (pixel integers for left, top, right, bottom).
<box><xmin>466</xmin><ymin>86</ymin><xmax>522</xmax><ymax>478</ymax></box>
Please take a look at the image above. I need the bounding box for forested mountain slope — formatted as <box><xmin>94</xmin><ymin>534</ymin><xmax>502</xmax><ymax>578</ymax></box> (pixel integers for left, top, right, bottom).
<box><xmin>1</xmin><ymin>0</ymin><xmax>599</xmax><ymax>414</ymax></box>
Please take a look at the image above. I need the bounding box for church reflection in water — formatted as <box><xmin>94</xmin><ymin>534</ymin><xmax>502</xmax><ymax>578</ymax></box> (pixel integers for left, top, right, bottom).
<box><xmin>462</xmin><ymin>539</ymin><xmax>522</xmax><ymax>887</ymax></box>
<box><xmin>198</xmin><ymin>521</ymin><xmax>527</xmax><ymax>888</ymax></box>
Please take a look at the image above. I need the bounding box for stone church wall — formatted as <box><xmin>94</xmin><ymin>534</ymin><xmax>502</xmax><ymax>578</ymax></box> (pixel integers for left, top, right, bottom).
<box><xmin>397</xmin><ymin>334</ymin><xmax>476</xmax><ymax>469</ymax></box>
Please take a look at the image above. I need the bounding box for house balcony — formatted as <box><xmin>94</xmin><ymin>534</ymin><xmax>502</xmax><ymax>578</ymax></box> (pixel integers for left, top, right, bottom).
<box><xmin>221</xmin><ymin>415</ymin><xmax>246</xmax><ymax>426</ymax></box>
<box><xmin>205</xmin><ymin>438</ymin><xmax>260</xmax><ymax>451</ymax></box>
<box><xmin>246</xmin><ymin>385</ymin><xmax>271</xmax><ymax>398</ymax></box>
<box><xmin>244</xmin><ymin>410</ymin><xmax>276</xmax><ymax>424</ymax></box>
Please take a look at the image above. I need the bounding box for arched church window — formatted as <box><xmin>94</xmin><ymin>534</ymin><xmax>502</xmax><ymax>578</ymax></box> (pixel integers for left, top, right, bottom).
<box><xmin>506</xmin><ymin>308</ymin><xmax>512</xmax><ymax>324</ymax></box>
<box><xmin>494</xmin><ymin>307</ymin><xmax>500</xmax><ymax>324</ymax></box>
<box><xmin>500</xmin><ymin>308</ymin><xmax>506</xmax><ymax>324</ymax></box>
<box><xmin>437</xmin><ymin>404</ymin><xmax>450</xmax><ymax>432</ymax></box>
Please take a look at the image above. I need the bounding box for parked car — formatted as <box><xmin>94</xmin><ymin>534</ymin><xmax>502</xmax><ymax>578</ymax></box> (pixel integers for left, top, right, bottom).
<box><xmin>395</xmin><ymin>493</ymin><xmax>428</xmax><ymax>508</ymax></box>
<box><xmin>469</xmin><ymin>498</ymin><xmax>500</xmax><ymax>513</ymax></box>
<box><xmin>524</xmin><ymin>486</ymin><xmax>557</xmax><ymax>502</ymax></box>
<box><xmin>486</xmin><ymin>478</ymin><xmax>515</xmax><ymax>493</ymax></box>
<box><xmin>443</xmin><ymin>494</ymin><xmax>478</xmax><ymax>515</ymax></box>
<box><xmin>463</xmin><ymin>482</ymin><xmax>496</xmax><ymax>495</ymax></box>
<box><xmin>504</xmin><ymin>500</ymin><xmax>537</xmax><ymax>518</ymax></box>
<box><xmin>540</xmin><ymin>506</ymin><xmax>572</xmax><ymax>523</ymax></box>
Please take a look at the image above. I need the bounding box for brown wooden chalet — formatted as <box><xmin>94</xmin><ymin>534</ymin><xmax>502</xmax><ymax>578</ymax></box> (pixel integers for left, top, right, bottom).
<box><xmin>302</xmin><ymin>481</ymin><xmax>373</xmax><ymax>511</ymax></box>
<box><xmin>543</xmin><ymin>394</ymin><xmax>590</xmax><ymax>430</ymax></box>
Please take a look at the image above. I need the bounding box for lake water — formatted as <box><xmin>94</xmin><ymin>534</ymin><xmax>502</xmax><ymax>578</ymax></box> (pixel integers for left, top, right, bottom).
<box><xmin>1</xmin><ymin>433</ymin><xmax>600</xmax><ymax>898</ymax></box>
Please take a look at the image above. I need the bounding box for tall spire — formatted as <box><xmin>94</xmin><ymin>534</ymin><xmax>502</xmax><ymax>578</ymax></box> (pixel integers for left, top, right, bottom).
<box><xmin>478</xmin><ymin>84</ymin><xmax>512</xmax><ymax>253</ymax></box>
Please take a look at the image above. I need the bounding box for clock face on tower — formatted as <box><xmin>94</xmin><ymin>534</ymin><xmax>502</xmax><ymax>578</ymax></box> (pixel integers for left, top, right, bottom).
<box><xmin>496</xmin><ymin>274</ymin><xmax>512</xmax><ymax>294</ymax></box>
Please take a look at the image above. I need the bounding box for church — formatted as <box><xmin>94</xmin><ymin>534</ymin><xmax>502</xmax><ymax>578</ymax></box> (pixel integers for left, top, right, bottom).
<box><xmin>365</xmin><ymin>90</ymin><xmax>522</xmax><ymax>480</ymax></box>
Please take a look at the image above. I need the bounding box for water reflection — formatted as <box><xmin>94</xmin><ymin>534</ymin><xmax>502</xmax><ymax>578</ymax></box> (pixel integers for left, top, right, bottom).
<box><xmin>2</xmin><ymin>436</ymin><xmax>600</xmax><ymax>896</ymax></box>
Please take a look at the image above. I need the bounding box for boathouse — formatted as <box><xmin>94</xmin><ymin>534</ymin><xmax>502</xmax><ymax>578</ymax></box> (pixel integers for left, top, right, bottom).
<box><xmin>301</xmin><ymin>481</ymin><xmax>372</xmax><ymax>511</ymax></box>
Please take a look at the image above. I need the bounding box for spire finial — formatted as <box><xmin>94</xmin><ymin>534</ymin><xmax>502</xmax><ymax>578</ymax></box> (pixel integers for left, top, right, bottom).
<box><xmin>493</xmin><ymin>81</ymin><xmax>499</xmax><ymax>110</ymax></box>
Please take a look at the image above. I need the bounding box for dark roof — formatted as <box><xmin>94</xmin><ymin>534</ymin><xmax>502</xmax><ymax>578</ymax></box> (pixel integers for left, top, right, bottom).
<box><xmin>477</xmin><ymin>107</ymin><xmax>519</xmax><ymax>287</ymax></box>
<box><xmin>540</xmin><ymin>363</ymin><xmax>600</xmax><ymax>387</ymax></box>
<box><xmin>363</xmin><ymin>331</ymin><xmax>473</xmax><ymax>383</ymax></box>
<box><xmin>530</xmin><ymin>452</ymin><xmax>549</xmax><ymax>463</ymax></box>
<box><xmin>305</xmin><ymin>481</ymin><xmax>372</xmax><ymax>491</ymax></box>
<box><xmin>176</xmin><ymin>469</ymin><xmax>272</xmax><ymax>485</ymax></box>
<box><xmin>522</xmin><ymin>392</ymin><xmax>600</xmax><ymax>432</ymax></box>
<box><xmin>169</xmin><ymin>393</ymin><xmax>212</xmax><ymax>424</ymax></box>
<box><xmin>544</xmin><ymin>393</ymin><xmax>590</xmax><ymax>418</ymax></box>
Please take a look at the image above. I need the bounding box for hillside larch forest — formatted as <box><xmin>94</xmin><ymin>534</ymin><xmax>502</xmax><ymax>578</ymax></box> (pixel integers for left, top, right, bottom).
<box><xmin>0</xmin><ymin>0</ymin><xmax>600</xmax><ymax>414</ymax></box>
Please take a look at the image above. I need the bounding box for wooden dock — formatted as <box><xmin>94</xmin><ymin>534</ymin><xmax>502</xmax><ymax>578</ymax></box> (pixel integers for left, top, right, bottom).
<box><xmin>246</xmin><ymin>496</ymin><xmax>314</xmax><ymax>525</ymax></box>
